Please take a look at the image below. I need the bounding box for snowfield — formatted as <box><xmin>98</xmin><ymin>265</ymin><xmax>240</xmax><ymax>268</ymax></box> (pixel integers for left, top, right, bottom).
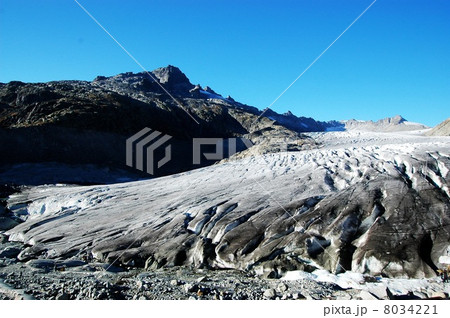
<box><xmin>5</xmin><ymin>131</ymin><xmax>450</xmax><ymax>282</ymax></box>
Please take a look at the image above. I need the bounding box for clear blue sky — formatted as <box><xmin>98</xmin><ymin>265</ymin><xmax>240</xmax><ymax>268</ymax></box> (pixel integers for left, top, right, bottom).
<box><xmin>0</xmin><ymin>0</ymin><xmax>449</xmax><ymax>126</ymax></box>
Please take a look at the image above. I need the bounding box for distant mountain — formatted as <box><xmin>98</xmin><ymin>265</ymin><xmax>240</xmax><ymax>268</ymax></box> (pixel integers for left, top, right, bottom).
<box><xmin>425</xmin><ymin>118</ymin><xmax>450</xmax><ymax>136</ymax></box>
<box><xmin>261</xmin><ymin>109</ymin><xmax>344</xmax><ymax>132</ymax></box>
<box><xmin>257</xmin><ymin>112</ymin><xmax>429</xmax><ymax>134</ymax></box>
<box><xmin>343</xmin><ymin>115</ymin><xmax>428</xmax><ymax>132</ymax></box>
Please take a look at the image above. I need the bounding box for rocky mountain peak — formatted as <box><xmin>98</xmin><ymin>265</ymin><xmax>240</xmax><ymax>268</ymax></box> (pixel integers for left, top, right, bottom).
<box><xmin>151</xmin><ymin>65</ymin><xmax>192</xmax><ymax>86</ymax></box>
<box><xmin>202</xmin><ymin>86</ymin><xmax>218</xmax><ymax>95</ymax></box>
<box><xmin>385</xmin><ymin>115</ymin><xmax>406</xmax><ymax>124</ymax></box>
<box><xmin>90</xmin><ymin>65</ymin><xmax>197</xmax><ymax>98</ymax></box>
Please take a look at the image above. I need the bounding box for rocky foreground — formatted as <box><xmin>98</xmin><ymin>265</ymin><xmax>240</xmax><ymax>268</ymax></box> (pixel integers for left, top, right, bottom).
<box><xmin>0</xmin><ymin>248</ymin><xmax>342</xmax><ymax>300</ymax></box>
<box><xmin>0</xmin><ymin>240</ymin><xmax>448</xmax><ymax>300</ymax></box>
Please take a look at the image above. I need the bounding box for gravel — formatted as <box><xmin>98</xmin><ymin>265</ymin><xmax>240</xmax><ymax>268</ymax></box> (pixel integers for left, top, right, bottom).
<box><xmin>0</xmin><ymin>258</ymin><xmax>345</xmax><ymax>300</ymax></box>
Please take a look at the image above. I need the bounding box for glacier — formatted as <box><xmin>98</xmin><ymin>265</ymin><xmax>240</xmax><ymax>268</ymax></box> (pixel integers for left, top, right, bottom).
<box><xmin>5</xmin><ymin>130</ymin><xmax>450</xmax><ymax>279</ymax></box>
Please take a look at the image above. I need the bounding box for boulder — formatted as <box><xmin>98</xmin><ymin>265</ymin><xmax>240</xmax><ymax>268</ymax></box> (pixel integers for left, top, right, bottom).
<box><xmin>366</xmin><ymin>285</ymin><xmax>388</xmax><ymax>300</ymax></box>
<box><xmin>356</xmin><ymin>290</ymin><xmax>379</xmax><ymax>300</ymax></box>
<box><xmin>277</xmin><ymin>282</ymin><xmax>288</xmax><ymax>293</ymax></box>
<box><xmin>430</xmin><ymin>291</ymin><xmax>447</xmax><ymax>299</ymax></box>
<box><xmin>0</xmin><ymin>246</ymin><xmax>22</xmax><ymax>259</ymax></box>
<box><xmin>263</xmin><ymin>288</ymin><xmax>276</xmax><ymax>299</ymax></box>
<box><xmin>26</xmin><ymin>259</ymin><xmax>56</xmax><ymax>271</ymax></box>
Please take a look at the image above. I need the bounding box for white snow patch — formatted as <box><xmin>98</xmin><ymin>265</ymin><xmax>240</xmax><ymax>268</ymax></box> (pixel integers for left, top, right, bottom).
<box><xmin>282</xmin><ymin>270</ymin><xmax>365</xmax><ymax>289</ymax></box>
<box><xmin>200</xmin><ymin>90</ymin><xmax>225</xmax><ymax>100</ymax></box>
<box><xmin>439</xmin><ymin>256</ymin><xmax>450</xmax><ymax>264</ymax></box>
<box><xmin>357</xmin><ymin>256</ymin><xmax>385</xmax><ymax>274</ymax></box>
<box><xmin>283</xmin><ymin>269</ymin><xmax>445</xmax><ymax>297</ymax></box>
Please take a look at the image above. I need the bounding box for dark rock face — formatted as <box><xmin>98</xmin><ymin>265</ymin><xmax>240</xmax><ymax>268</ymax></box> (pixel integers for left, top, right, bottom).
<box><xmin>0</xmin><ymin>65</ymin><xmax>341</xmax><ymax>179</ymax></box>
<box><xmin>0</xmin><ymin>217</ymin><xmax>19</xmax><ymax>231</ymax></box>
<box><xmin>0</xmin><ymin>66</ymin><xmax>311</xmax><ymax>180</ymax></box>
